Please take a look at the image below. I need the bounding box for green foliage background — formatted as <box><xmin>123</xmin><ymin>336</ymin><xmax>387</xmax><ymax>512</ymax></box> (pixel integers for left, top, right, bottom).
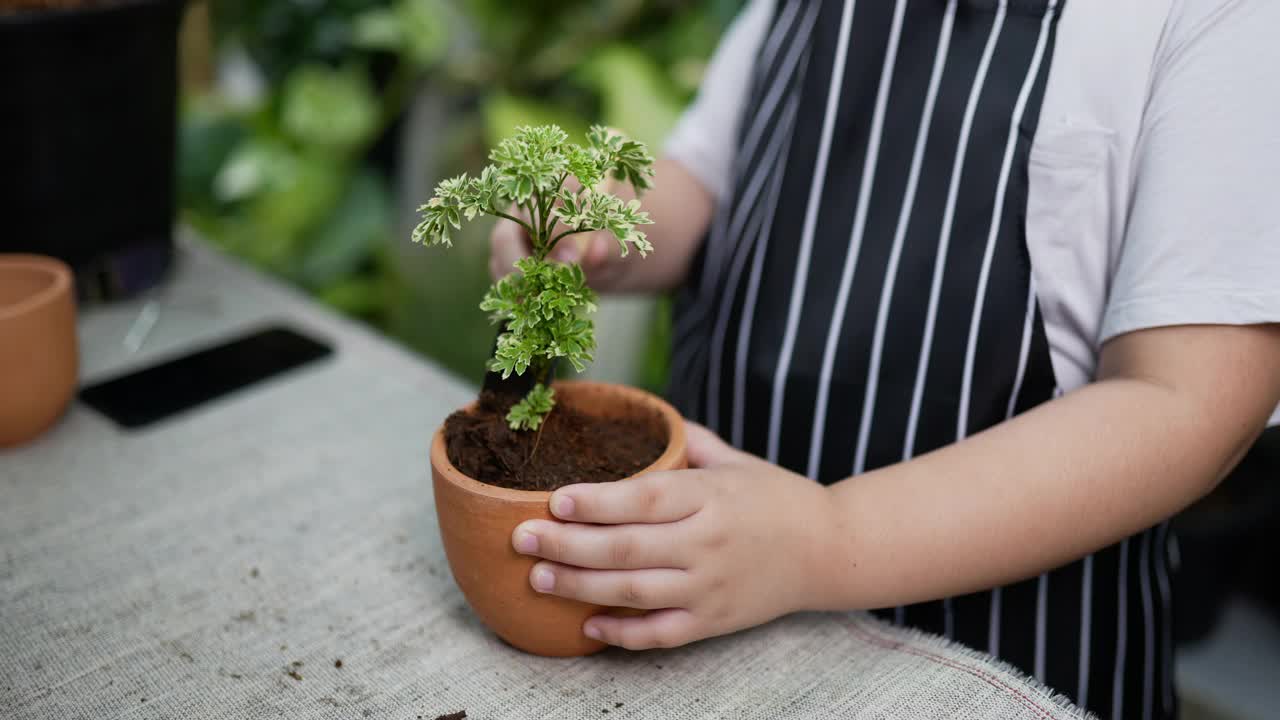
<box><xmin>179</xmin><ymin>0</ymin><xmax>742</xmax><ymax>390</ymax></box>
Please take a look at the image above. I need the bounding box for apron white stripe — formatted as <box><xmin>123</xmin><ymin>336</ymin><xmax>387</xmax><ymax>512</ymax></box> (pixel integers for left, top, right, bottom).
<box><xmin>734</xmin><ymin>7</ymin><xmax>814</xmax><ymax>195</ymax></box>
<box><xmin>805</xmin><ymin>0</ymin><xmax>909</xmax><ymax>479</ymax></box>
<box><xmin>708</xmin><ymin>96</ymin><xmax>802</xmax><ymax>430</ymax></box>
<box><xmin>672</xmin><ymin>2</ymin><xmax>815</xmax><ymax>349</ymax></box>
<box><xmin>757</xmin><ymin>0</ymin><xmax>803</xmax><ymax>86</ymax></box>
<box><xmin>987</xmin><ymin>586</ymin><xmax>1002</xmax><ymax>657</ymax></box>
<box><xmin>1035</xmin><ymin>572</ymin><xmax>1049</xmax><ymax>682</ymax></box>
<box><xmin>1155</xmin><ymin>522</ymin><xmax>1174</xmax><ymax>714</ymax></box>
<box><xmin>958</xmin><ymin>0</ymin><xmax>1058</xmax><ymax>440</ymax></box>
<box><xmin>766</xmin><ymin>0</ymin><xmax>858</xmax><ymax>465</ymax></box>
<box><xmin>902</xmin><ymin>1</ymin><xmax>1008</xmax><ymax>460</ymax></box>
<box><xmin>1005</xmin><ymin>278</ymin><xmax>1039</xmax><ymax>420</ymax></box>
<box><xmin>852</xmin><ymin>0</ymin><xmax>958</xmax><ymax>476</ymax></box>
<box><xmin>1141</xmin><ymin>529</ymin><xmax>1156</xmax><ymax>720</ymax></box>
<box><xmin>1112</xmin><ymin>537</ymin><xmax>1131</xmax><ymax>720</ymax></box>
<box><xmin>1079</xmin><ymin>552</ymin><xmax>1094</xmax><ymax>707</ymax></box>
<box><xmin>732</xmin><ymin>97</ymin><xmax>802</xmax><ymax>448</ymax></box>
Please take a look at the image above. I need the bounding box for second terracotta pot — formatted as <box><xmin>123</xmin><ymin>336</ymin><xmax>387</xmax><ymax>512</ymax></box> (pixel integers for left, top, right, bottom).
<box><xmin>0</xmin><ymin>254</ymin><xmax>78</xmax><ymax>448</ymax></box>
<box><xmin>431</xmin><ymin>380</ymin><xmax>687</xmax><ymax>657</ymax></box>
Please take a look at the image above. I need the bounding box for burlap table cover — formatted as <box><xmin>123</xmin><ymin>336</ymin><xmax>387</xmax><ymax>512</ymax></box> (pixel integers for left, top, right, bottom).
<box><xmin>0</xmin><ymin>238</ymin><xmax>1093</xmax><ymax>719</ymax></box>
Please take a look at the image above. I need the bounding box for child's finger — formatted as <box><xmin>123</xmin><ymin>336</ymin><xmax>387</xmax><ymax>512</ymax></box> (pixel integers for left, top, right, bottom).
<box><xmin>511</xmin><ymin>519</ymin><xmax>687</xmax><ymax>570</ymax></box>
<box><xmin>583</xmin><ymin>608</ymin><xmax>701</xmax><ymax>650</ymax></box>
<box><xmin>530</xmin><ymin>563</ymin><xmax>690</xmax><ymax>610</ymax></box>
<box><xmin>684</xmin><ymin>421</ymin><xmax>740</xmax><ymax>469</ymax></box>
<box><xmin>549</xmin><ymin>471</ymin><xmax>705</xmax><ymax>525</ymax></box>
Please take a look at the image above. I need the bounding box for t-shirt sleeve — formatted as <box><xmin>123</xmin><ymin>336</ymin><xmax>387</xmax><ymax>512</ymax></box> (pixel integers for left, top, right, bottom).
<box><xmin>1100</xmin><ymin>0</ymin><xmax>1280</xmax><ymax>344</ymax></box>
<box><xmin>662</xmin><ymin>0</ymin><xmax>773</xmax><ymax>201</ymax></box>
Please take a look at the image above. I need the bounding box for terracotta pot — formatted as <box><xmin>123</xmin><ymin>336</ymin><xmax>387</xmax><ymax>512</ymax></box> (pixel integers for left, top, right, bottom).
<box><xmin>0</xmin><ymin>254</ymin><xmax>78</xmax><ymax>447</ymax></box>
<box><xmin>431</xmin><ymin>380</ymin><xmax>687</xmax><ymax>657</ymax></box>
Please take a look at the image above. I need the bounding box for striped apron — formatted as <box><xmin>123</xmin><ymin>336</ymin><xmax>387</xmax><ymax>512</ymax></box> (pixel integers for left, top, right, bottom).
<box><xmin>668</xmin><ymin>2</ymin><xmax>1176</xmax><ymax>718</ymax></box>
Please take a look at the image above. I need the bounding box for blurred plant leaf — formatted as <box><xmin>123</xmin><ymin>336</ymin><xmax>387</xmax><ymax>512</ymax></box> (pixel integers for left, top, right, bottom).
<box><xmin>575</xmin><ymin>45</ymin><xmax>683</xmax><ymax>147</ymax></box>
<box><xmin>397</xmin><ymin>0</ymin><xmax>450</xmax><ymax>68</ymax></box>
<box><xmin>317</xmin><ymin>275</ymin><xmax>386</xmax><ymax>316</ymax></box>
<box><xmin>178</xmin><ymin>100</ymin><xmax>248</xmax><ymax>212</ymax></box>
<box><xmin>296</xmin><ymin>170</ymin><xmax>393</xmax><ymax>289</ymax></box>
<box><xmin>352</xmin><ymin>0</ymin><xmax>449</xmax><ymax>68</ymax></box>
<box><xmin>350</xmin><ymin>8</ymin><xmax>401</xmax><ymax>51</ymax></box>
<box><xmin>481</xmin><ymin>92</ymin><xmax>589</xmax><ymax>150</ymax></box>
<box><xmin>183</xmin><ymin>210</ymin><xmax>255</xmax><ymax>260</ymax></box>
<box><xmin>213</xmin><ymin>0</ymin><xmax>386</xmax><ymax>84</ymax></box>
<box><xmin>244</xmin><ymin>152</ymin><xmax>346</xmax><ymax>269</ymax></box>
<box><xmin>213</xmin><ymin>137</ymin><xmax>298</xmax><ymax>203</ymax></box>
<box><xmin>669</xmin><ymin>58</ymin><xmax>708</xmax><ymax>95</ymax></box>
<box><xmin>638</xmin><ymin>295</ymin><xmax>673</xmax><ymax>394</ymax></box>
<box><xmin>281</xmin><ymin>64</ymin><xmax>380</xmax><ymax>152</ymax></box>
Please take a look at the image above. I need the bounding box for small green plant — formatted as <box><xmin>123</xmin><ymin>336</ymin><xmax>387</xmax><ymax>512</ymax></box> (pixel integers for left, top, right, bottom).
<box><xmin>412</xmin><ymin>124</ymin><xmax>655</xmax><ymax>430</ymax></box>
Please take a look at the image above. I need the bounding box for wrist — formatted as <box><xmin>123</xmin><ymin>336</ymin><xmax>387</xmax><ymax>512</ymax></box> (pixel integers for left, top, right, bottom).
<box><xmin>793</xmin><ymin>482</ymin><xmax>856</xmax><ymax>612</ymax></box>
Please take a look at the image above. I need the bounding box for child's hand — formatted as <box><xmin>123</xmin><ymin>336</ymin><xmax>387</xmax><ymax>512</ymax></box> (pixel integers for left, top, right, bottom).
<box><xmin>510</xmin><ymin>422</ymin><xmax>838</xmax><ymax>650</ymax></box>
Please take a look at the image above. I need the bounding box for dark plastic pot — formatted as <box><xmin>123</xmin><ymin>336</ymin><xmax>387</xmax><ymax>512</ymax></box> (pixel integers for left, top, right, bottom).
<box><xmin>0</xmin><ymin>0</ymin><xmax>186</xmax><ymax>301</ymax></box>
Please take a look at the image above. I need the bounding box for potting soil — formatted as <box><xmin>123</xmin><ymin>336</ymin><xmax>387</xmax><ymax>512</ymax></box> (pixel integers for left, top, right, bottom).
<box><xmin>444</xmin><ymin>390</ymin><xmax>665</xmax><ymax>491</ymax></box>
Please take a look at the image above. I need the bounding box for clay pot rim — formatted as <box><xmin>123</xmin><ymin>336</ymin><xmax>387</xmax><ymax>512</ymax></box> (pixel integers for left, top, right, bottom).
<box><xmin>0</xmin><ymin>254</ymin><xmax>73</xmax><ymax>323</ymax></box>
<box><xmin>430</xmin><ymin>380</ymin><xmax>686</xmax><ymax>501</ymax></box>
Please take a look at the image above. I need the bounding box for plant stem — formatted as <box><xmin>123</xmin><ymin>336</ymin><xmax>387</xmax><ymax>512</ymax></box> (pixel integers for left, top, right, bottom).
<box><xmin>532</xmin><ymin>189</ymin><xmax>547</xmax><ymax>251</ymax></box>
<box><xmin>540</xmin><ymin>189</ymin><xmax>556</xmax><ymax>247</ymax></box>
<box><xmin>520</xmin><ymin>363</ymin><xmax>556</xmax><ymax>471</ymax></box>
<box><xmin>492</xmin><ymin>210</ymin><xmax>536</xmax><ymax>238</ymax></box>
<box><xmin>523</xmin><ymin>409</ymin><xmax>549</xmax><ymax>468</ymax></box>
<box><xmin>547</xmin><ymin>228</ymin><xmax>595</xmax><ymax>254</ymax></box>
<box><xmin>544</xmin><ymin>172</ymin><xmax>568</xmax><ymax>244</ymax></box>
<box><xmin>516</xmin><ymin>200</ymin><xmax>546</xmax><ymax>260</ymax></box>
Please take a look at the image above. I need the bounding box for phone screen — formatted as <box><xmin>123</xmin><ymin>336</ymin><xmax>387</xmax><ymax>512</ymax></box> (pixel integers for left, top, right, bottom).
<box><xmin>79</xmin><ymin>326</ymin><xmax>334</xmax><ymax>429</ymax></box>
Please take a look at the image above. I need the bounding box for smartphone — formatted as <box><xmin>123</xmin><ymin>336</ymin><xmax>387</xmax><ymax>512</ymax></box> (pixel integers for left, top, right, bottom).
<box><xmin>80</xmin><ymin>325</ymin><xmax>334</xmax><ymax>429</ymax></box>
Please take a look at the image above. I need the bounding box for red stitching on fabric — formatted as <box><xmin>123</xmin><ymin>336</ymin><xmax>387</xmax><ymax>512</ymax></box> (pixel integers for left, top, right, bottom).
<box><xmin>842</xmin><ymin>617</ymin><xmax>1061</xmax><ymax>720</ymax></box>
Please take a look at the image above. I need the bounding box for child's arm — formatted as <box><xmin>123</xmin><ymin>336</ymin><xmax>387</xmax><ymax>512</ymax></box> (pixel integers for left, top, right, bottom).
<box><xmin>508</xmin><ymin>322</ymin><xmax>1280</xmax><ymax>649</ymax></box>
<box><xmin>489</xmin><ymin>156</ymin><xmax>715</xmax><ymax>293</ymax></box>
<box><xmin>814</xmin><ymin>323</ymin><xmax>1280</xmax><ymax>609</ymax></box>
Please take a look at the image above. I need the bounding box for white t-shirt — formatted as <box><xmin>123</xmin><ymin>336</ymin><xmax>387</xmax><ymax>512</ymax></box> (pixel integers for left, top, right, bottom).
<box><xmin>665</xmin><ymin>0</ymin><xmax>1280</xmax><ymax>424</ymax></box>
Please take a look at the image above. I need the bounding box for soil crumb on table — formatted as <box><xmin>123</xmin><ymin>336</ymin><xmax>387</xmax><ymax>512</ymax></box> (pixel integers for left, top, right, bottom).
<box><xmin>433</xmin><ymin>712</ymin><xmax>466</xmax><ymax>720</ymax></box>
<box><xmin>444</xmin><ymin>390</ymin><xmax>665</xmax><ymax>491</ymax></box>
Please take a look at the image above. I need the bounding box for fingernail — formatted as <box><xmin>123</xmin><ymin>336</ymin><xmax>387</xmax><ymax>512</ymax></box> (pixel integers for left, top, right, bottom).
<box><xmin>551</xmin><ymin>495</ymin><xmax>574</xmax><ymax>518</ymax></box>
<box><xmin>531</xmin><ymin>566</ymin><xmax>555</xmax><ymax>593</ymax></box>
<box><xmin>583</xmin><ymin>623</ymin><xmax>602</xmax><ymax>640</ymax></box>
<box><xmin>514</xmin><ymin>530</ymin><xmax>538</xmax><ymax>554</ymax></box>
